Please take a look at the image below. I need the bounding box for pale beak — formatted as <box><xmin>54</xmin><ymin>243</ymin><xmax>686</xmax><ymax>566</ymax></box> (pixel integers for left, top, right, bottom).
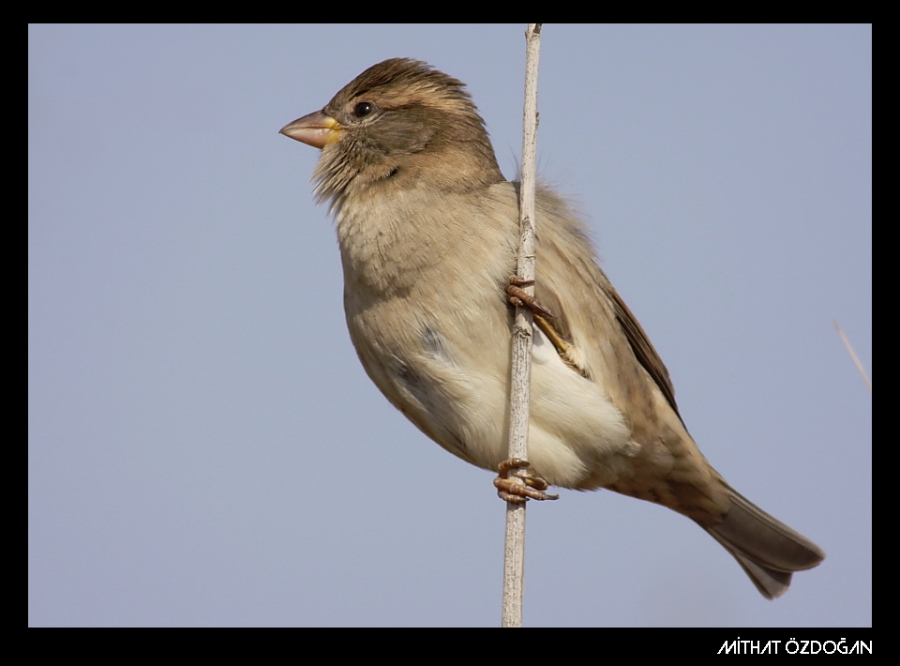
<box><xmin>280</xmin><ymin>110</ymin><xmax>342</xmax><ymax>149</ymax></box>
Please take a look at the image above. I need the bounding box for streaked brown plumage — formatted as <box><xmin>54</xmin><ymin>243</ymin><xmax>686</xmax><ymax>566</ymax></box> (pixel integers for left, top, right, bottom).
<box><xmin>281</xmin><ymin>58</ymin><xmax>824</xmax><ymax>598</ymax></box>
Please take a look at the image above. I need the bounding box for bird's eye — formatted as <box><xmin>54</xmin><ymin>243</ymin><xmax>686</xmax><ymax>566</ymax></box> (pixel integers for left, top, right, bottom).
<box><xmin>353</xmin><ymin>102</ymin><xmax>374</xmax><ymax>118</ymax></box>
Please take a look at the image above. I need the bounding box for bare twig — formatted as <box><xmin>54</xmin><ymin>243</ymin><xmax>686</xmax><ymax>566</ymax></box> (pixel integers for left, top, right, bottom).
<box><xmin>833</xmin><ymin>319</ymin><xmax>871</xmax><ymax>392</ymax></box>
<box><xmin>501</xmin><ymin>22</ymin><xmax>542</xmax><ymax>629</ymax></box>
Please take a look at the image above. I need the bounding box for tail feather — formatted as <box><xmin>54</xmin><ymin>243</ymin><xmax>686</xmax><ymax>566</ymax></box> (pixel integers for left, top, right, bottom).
<box><xmin>702</xmin><ymin>490</ymin><xmax>825</xmax><ymax>599</ymax></box>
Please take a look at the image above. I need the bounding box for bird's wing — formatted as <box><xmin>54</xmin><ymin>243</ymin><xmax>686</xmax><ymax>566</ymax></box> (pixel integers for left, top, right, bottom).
<box><xmin>606</xmin><ymin>285</ymin><xmax>681</xmax><ymax>422</ymax></box>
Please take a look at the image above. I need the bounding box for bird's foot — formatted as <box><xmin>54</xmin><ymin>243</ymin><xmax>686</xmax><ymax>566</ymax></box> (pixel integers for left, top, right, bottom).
<box><xmin>494</xmin><ymin>458</ymin><xmax>559</xmax><ymax>503</ymax></box>
<box><xmin>507</xmin><ymin>276</ymin><xmax>555</xmax><ymax>319</ymax></box>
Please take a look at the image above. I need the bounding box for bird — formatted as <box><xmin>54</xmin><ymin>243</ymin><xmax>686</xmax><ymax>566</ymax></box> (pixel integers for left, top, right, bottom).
<box><xmin>280</xmin><ymin>57</ymin><xmax>824</xmax><ymax>599</ymax></box>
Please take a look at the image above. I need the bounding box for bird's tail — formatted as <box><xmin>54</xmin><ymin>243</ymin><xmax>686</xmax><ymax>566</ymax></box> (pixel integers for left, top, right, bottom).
<box><xmin>701</xmin><ymin>489</ymin><xmax>825</xmax><ymax>599</ymax></box>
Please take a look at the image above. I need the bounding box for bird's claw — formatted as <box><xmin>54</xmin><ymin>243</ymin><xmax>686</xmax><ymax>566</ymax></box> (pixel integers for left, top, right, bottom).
<box><xmin>494</xmin><ymin>458</ymin><xmax>559</xmax><ymax>503</ymax></box>
<box><xmin>507</xmin><ymin>276</ymin><xmax>555</xmax><ymax>319</ymax></box>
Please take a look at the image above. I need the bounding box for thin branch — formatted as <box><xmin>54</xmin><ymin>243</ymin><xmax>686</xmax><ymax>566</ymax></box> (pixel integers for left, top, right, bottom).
<box><xmin>501</xmin><ymin>22</ymin><xmax>542</xmax><ymax>629</ymax></box>
<box><xmin>833</xmin><ymin>319</ymin><xmax>871</xmax><ymax>392</ymax></box>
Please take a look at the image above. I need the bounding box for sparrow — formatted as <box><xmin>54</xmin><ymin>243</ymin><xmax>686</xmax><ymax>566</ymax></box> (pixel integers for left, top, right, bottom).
<box><xmin>280</xmin><ymin>58</ymin><xmax>824</xmax><ymax>599</ymax></box>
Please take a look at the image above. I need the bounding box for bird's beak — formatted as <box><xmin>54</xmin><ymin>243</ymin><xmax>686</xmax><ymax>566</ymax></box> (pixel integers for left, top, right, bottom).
<box><xmin>280</xmin><ymin>111</ymin><xmax>342</xmax><ymax>149</ymax></box>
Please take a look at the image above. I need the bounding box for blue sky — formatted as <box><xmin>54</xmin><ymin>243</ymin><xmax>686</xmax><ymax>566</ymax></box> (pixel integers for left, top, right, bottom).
<box><xmin>29</xmin><ymin>24</ymin><xmax>871</xmax><ymax>627</ymax></box>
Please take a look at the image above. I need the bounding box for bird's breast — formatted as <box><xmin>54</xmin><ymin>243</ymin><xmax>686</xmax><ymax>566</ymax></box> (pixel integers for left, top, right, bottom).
<box><xmin>333</xmin><ymin>183</ymin><xmax>635</xmax><ymax>485</ymax></box>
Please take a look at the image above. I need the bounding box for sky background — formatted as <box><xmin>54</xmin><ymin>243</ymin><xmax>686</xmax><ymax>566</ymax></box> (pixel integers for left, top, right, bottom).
<box><xmin>29</xmin><ymin>24</ymin><xmax>871</xmax><ymax>627</ymax></box>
